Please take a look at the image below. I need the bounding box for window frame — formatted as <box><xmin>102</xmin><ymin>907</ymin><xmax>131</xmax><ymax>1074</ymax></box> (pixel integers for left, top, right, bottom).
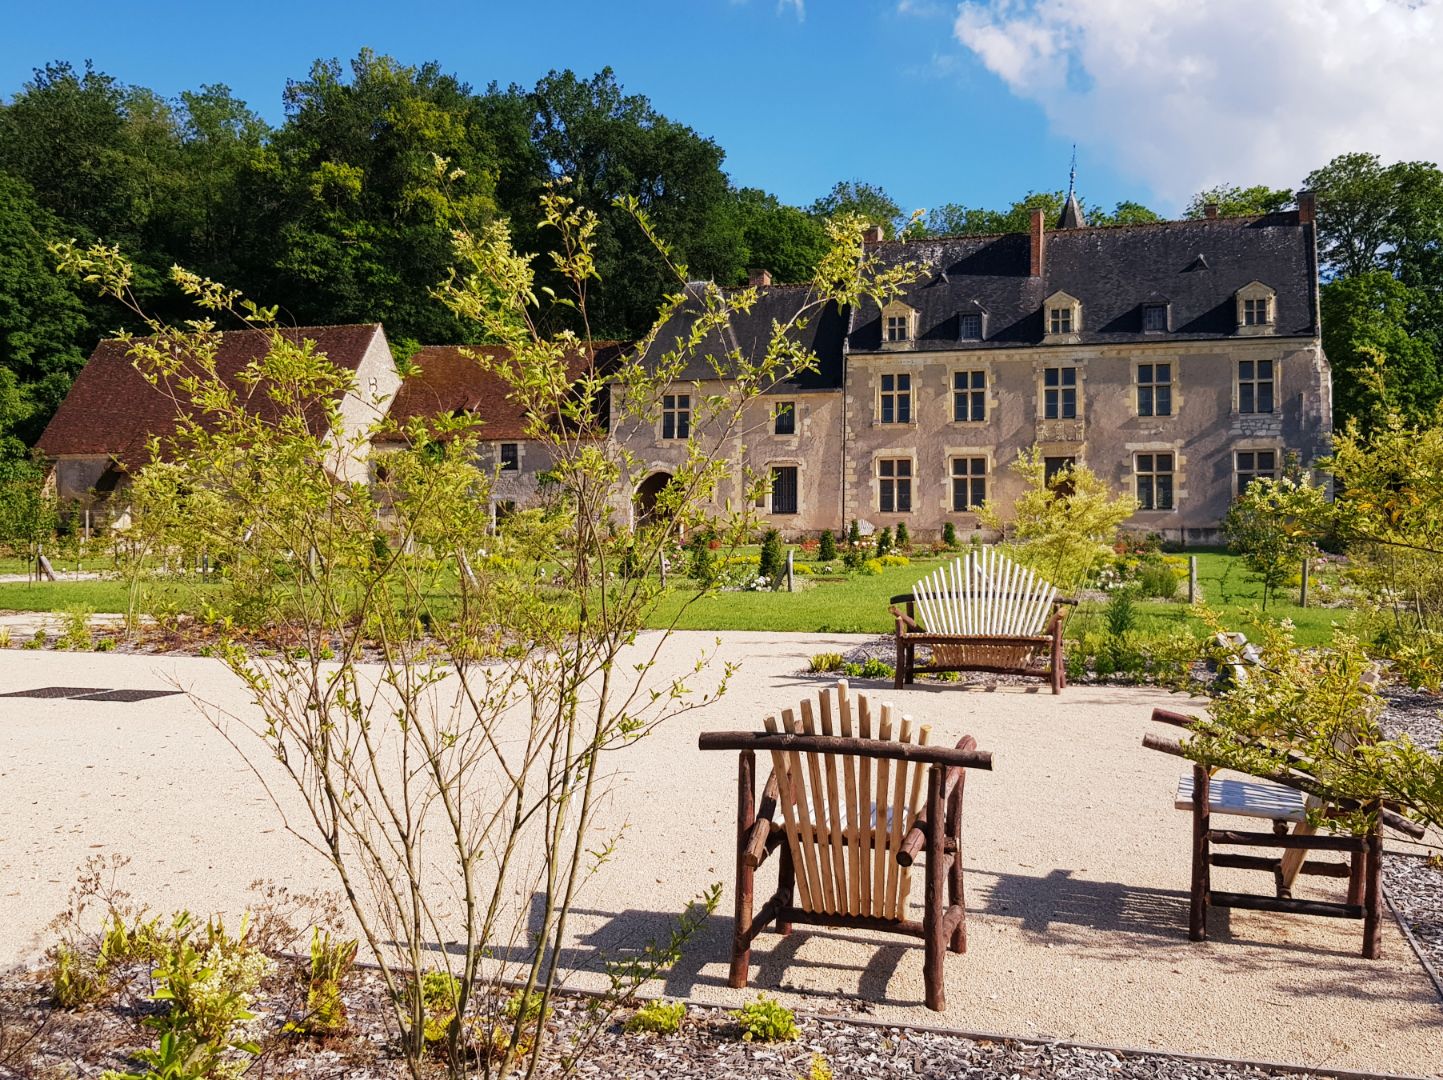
<box><xmin>1234</xmin><ymin>448</ymin><xmax>1279</xmax><ymax>495</ymax></box>
<box><xmin>661</xmin><ymin>392</ymin><xmax>692</xmax><ymax>439</ymax></box>
<box><xmin>1237</xmin><ymin>359</ymin><xmax>1276</xmax><ymax>415</ymax></box>
<box><xmin>1134</xmin><ymin>452</ymin><xmax>1175</xmax><ymax>511</ymax></box>
<box><xmin>1142</xmin><ymin>303</ymin><xmax>1169</xmax><ymax>333</ymax></box>
<box><xmin>878</xmin><ymin>457</ymin><xmax>913</xmax><ymax>514</ymax></box>
<box><xmin>1136</xmin><ymin>362</ymin><xmax>1173</xmax><ymax>418</ymax></box>
<box><xmin>950</xmin><ymin>456</ymin><xmax>987</xmax><ymax>512</ymax></box>
<box><xmin>499</xmin><ymin>442</ymin><xmax>519</xmax><ymax>471</ymax></box>
<box><xmin>773</xmin><ymin>400</ymin><xmax>796</xmax><ymax>436</ymax></box>
<box><xmin>952</xmin><ymin>369</ymin><xmax>987</xmax><ymax>423</ymax></box>
<box><xmin>1043</xmin><ymin>366</ymin><xmax>1078</xmax><ymax>420</ymax></box>
<box><xmin>958</xmin><ymin>312</ymin><xmax>983</xmax><ymax>341</ymax></box>
<box><xmin>878</xmin><ymin>372</ymin><xmax>913</xmax><ymax>425</ymax></box>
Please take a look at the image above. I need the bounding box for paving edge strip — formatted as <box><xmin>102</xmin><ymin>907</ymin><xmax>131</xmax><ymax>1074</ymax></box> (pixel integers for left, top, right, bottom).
<box><xmin>328</xmin><ymin>956</ymin><xmax>1438</xmax><ymax>1080</ymax></box>
<box><xmin>1386</xmin><ymin>850</ymin><xmax>1443</xmax><ymax>1005</ymax></box>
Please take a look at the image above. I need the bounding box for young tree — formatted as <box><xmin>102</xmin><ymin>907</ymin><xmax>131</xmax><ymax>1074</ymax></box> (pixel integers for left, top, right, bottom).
<box><xmin>56</xmin><ymin>186</ymin><xmax>915</xmax><ymax>1078</ymax></box>
<box><xmin>1183</xmin><ymin>184</ymin><xmax>1294</xmax><ymax>219</ymax></box>
<box><xmin>979</xmin><ymin>448</ymin><xmax>1137</xmax><ymax>592</ymax></box>
<box><xmin>811</xmin><ymin>180</ymin><xmax>903</xmax><ymax>238</ymax></box>
<box><xmin>1220</xmin><ymin>473</ymin><xmax>1325</xmax><ymax>609</ymax></box>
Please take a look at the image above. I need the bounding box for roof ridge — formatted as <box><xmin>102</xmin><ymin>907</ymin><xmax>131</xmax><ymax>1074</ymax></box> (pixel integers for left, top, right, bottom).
<box><xmin>875</xmin><ymin>213</ymin><xmax>1295</xmax><ymax>247</ymax></box>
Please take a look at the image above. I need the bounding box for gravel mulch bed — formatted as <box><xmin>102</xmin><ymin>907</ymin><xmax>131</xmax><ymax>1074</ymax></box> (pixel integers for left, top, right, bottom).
<box><xmin>0</xmin><ymin>960</ymin><xmax>1409</xmax><ymax>1080</ymax></box>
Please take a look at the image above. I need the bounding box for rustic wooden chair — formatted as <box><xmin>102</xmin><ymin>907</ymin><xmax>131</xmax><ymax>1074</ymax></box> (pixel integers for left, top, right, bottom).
<box><xmin>889</xmin><ymin>548</ymin><xmax>1075</xmax><ymax>693</ymax></box>
<box><xmin>697</xmin><ymin>680</ymin><xmax>993</xmax><ymax>1010</ymax></box>
<box><xmin>1145</xmin><ymin>694</ymin><xmax>1427</xmax><ymax>958</ymax></box>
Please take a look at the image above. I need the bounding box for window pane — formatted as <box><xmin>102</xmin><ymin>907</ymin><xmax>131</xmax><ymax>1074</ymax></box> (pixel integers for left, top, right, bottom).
<box><xmin>662</xmin><ymin>415</ymin><xmax>674</xmax><ymax>439</ymax></box>
<box><xmin>898</xmin><ymin>396</ymin><xmax>911</xmax><ymax>423</ymax></box>
<box><xmin>1239</xmin><ymin>361</ymin><xmax>1253</xmax><ymax>380</ymax></box>
<box><xmin>1240</xmin><ymin>384</ymin><xmax>1254</xmax><ymax>413</ymax></box>
<box><xmin>880</xmin><ymin>460</ymin><xmax>894</xmax><ymax>477</ymax></box>
<box><xmin>1156</xmin><ymin>364</ymin><xmax>1171</xmax><ymax>383</ymax></box>
<box><xmin>1137</xmin><ymin>476</ymin><xmax>1152</xmax><ymax>510</ymax></box>
<box><xmin>1157</xmin><ymin>454</ymin><xmax>1173</xmax><ymax>470</ymax></box>
<box><xmin>971</xmin><ymin>477</ymin><xmax>986</xmax><ymax>507</ymax></box>
<box><xmin>881</xmin><ymin>398</ymin><xmax>894</xmax><ymax>424</ymax></box>
<box><xmin>1258</xmin><ymin>360</ymin><xmax>1273</xmax><ymax>379</ymax></box>
<box><xmin>1138</xmin><ymin>454</ymin><xmax>1153</xmax><ymax>471</ymax></box>
<box><xmin>1238</xmin><ymin>452</ymin><xmax>1254</xmax><ymax>471</ymax></box>
<box><xmin>1139</xmin><ymin>386</ymin><xmax>1153</xmax><ymax>416</ymax></box>
<box><xmin>1045</xmin><ymin>390</ymin><xmax>1058</xmax><ymax>419</ymax></box>
<box><xmin>771</xmin><ymin>467</ymin><xmax>798</xmax><ymax>514</ymax></box>
<box><xmin>897</xmin><ymin>480</ymin><xmax>912</xmax><ymax>512</ymax></box>
<box><xmin>775</xmin><ymin>402</ymin><xmax>795</xmax><ymax>435</ymax></box>
<box><xmin>1259</xmin><ymin>451</ymin><xmax>1276</xmax><ymax>471</ymax></box>
<box><xmin>881</xmin><ymin>483</ymin><xmax>894</xmax><ymax>513</ymax></box>
<box><xmin>953</xmin><ymin>372</ymin><xmax>966</xmax><ymax>390</ymax></box>
<box><xmin>1156</xmin><ymin>387</ymin><xmax>1172</xmax><ymax>416</ymax></box>
<box><xmin>970</xmin><ymin>395</ymin><xmax>985</xmax><ymax>421</ymax></box>
<box><xmin>898</xmin><ymin>460</ymin><xmax>912</xmax><ymax>477</ymax></box>
<box><xmin>971</xmin><ymin>371</ymin><xmax>985</xmax><ymax>389</ymax></box>
<box><xmin>1139</xmin><ymin>364</ymin><xmax>1152</xmax><ymax>383</ymax></box>
<box><xmin>1258</xmin><ymin>384</ymin><xmax>1273</xmax><ymax>413</ymax></box>
<box><xmin>1062</xmin><ymin>388</ymin><xmax>1076</xmax><ymax>418</ymax></box>
<box><xmin>1157</xmin><ymin>475</ymin><xmax>1173</xmax><ymax>510</ymax></box>
<box><xmin>677</xmin><ymin>415</ymin><xmax>690</xmax><ymax>438</ymax></box>
<box><xmin>1062</xmin><ymin>368</ymin><xmax>1076</xmax><ymax>386</ymax></box>
<box><xmin>1045</xmin><ymin>368</ymin><xmax>1059</xmax><ymax>387</ymax></box>
<box><xmin>898</xmin><ymin>374</ymin><xmax>911</xmax><ymax>390</ymax></box>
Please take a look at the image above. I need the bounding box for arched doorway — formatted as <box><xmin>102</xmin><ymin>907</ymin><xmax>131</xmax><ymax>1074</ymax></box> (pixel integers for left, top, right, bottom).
<box><xmin>634</xmin><ymin>471</ymin><xmax>673</xmax><ymax>525</ymax></box>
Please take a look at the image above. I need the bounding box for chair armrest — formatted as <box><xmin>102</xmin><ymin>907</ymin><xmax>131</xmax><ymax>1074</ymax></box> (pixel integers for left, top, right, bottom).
<box><xmin>889</xmin><ymin>604</ymin><xmax>920</xmax><ymax>632</ymax></box>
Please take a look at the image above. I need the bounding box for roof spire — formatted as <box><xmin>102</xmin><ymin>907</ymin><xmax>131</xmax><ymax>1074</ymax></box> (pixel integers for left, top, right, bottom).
<box><xmin>1058</xmin><ymin>145</ymin><xmax>1086</xmax><ymax>228</ymax></box>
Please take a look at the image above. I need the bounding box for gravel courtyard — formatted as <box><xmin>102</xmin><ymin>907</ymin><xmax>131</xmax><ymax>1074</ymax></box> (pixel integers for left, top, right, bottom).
<box><xmin>1</xmin><ymin>634</ymin><xmax>1439</xmax><ymax>1076</ymax></box>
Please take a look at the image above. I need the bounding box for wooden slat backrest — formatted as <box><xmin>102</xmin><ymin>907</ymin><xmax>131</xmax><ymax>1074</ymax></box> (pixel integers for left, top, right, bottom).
<box><xmin>764</xmin><ymin>682</ymin><xmax>931</xmax><ymax>918</ymax></box>
<box><xmin>913</xmin><ymin>549</ymin><xmax>1057</xmax><ymax>637</ymax></box>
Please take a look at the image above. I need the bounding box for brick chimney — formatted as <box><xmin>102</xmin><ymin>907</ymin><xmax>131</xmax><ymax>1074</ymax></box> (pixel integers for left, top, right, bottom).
<box><xmin>747</xmin><ymin>268</ymin><xmax>772</xmax><ymax>287</ymax></box>
<box><xmin>1029</xmin><ymin>208</ymin><xmax>1045</xmax><ymax>277</ymax></box>
<box><xmin>862</xmin><ymin>224</ymin><xmax>885</xmax><ymax>244</ymax></box>
<box><xmin>1296</xmin><ymin>190</ymin><xmax>1316</xmax><ymax>225</ymax></box>
<box><xmin>1203</xmin><ymin>203</ymin><xmax>1219</xmax><ymax>220</ymax></box>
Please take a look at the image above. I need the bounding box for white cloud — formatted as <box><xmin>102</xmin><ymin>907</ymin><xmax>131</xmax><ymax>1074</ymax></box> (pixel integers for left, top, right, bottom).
<box><xmin>777</xmin><ymin>0</ymin><xmax>805</xmax><ymax>20</ymax></box>
<box><xmin>952</xmin><ymin>0</ymin><xmax>1443</xmax><ymax>207</ymax></box>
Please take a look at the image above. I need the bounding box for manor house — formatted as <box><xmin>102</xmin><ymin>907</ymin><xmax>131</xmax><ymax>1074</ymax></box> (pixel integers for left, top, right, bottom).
<box><xmin>36</xmin><ymin>198</ymin><xmax>1329</xmax><ymax>543</ymax></box>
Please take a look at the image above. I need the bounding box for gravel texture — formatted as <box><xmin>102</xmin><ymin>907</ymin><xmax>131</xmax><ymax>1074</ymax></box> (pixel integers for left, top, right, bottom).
<box><xmin>2</xmin><ymin>638</ymin><xmax>1441</xmax><ymax>1077</ymax></box>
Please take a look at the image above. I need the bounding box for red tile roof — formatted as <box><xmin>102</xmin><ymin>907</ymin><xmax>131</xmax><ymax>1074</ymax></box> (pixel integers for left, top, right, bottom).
<box><xmin>35</xmin><ymin>324</ymin><xmax>385</xmax><ymax>465</ymax></box>
<box><xmin>380</xmin><ymin>343</ymin><xmax>620</xmax><ymax>443</ymax></box>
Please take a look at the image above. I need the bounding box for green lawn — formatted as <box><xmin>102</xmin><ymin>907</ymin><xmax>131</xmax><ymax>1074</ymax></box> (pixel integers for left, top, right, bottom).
<box><xmin>0</xmin><ymin>547</ymin><xmax>1349</xmax><ymax>648</ymax></box>
<box><xmin>647</xmin><ymin>548</ymin><xmax>1348</xmax><ymax>646</ymax></box>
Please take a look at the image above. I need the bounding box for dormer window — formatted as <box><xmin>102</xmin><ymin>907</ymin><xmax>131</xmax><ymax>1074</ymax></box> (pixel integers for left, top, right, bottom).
<box><xmin>880</xmin><ymin>301</ymin><xmax>917</xmax><ymax>348</ymax></box>
<box><xmin>959</xmin><ymin>313</ymin><xmax>982</xmax><ymax>340</ymax></box>
<box><xmin>1235</xmin><ymin>281</ymin><xmax>1276</xmax><ymax>335</ymax></box>
<box><xmin>1044</xmin><ymin>291</ymin><xmax>1081</xmax><ymax>340</ymax></box>
<box><xmin>1142</xmin><ymin>303</ymin><xmax>1169</xmax><ymax>332</ymax></box>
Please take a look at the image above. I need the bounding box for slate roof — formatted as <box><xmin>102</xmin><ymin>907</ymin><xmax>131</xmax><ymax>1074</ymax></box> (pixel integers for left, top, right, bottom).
<box><xmin>35</xmin><ymin>324</ymin><xmax>385</xmax><ymax>464</ymax></box>
<box><xmin>379</xmin><ymin>343</ymin><xmax>623</xmax><ymax>443</ymax></box>
<box><xmin>848</xmin><ymin>212</ymin><xmax>1318</xmax><ymax>352</ymax></box>
<box><xmin>648</xmin><ymin>283</ymin><xmax>848</xmax><ymax>391</ymax></box>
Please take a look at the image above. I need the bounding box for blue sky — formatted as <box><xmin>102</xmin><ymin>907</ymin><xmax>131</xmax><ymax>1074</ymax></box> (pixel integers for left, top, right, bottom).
<box><xmin>0</xmin><ymin>0</ymin><xmax>1148</xmax><ymax>216</ymax></box>
<box><xmin>6</xmin><ymin>1</ymin><xmax>1437</xmax><ymax>217</ymax></box>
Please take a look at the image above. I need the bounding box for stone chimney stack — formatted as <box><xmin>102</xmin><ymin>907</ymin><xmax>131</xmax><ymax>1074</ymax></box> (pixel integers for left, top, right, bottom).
<box><xmin>747</xmin><ymin>268</ymin><xmax>772</xmax><ymax>287</ymax></box>
<box><xmin>1029</xmin><ymin>208</ymin><xmax>1045</xmax><ymax>277</ymax></box>
<box><xmin>862</xmin><ymin>224</ymin><xmax>885</xmax><ymax>244</ymax></box>
<box><xmin>1203</xmin><ymin>203</ymin><xmax>1219</xmax><ymax>220</ymax></box>
<box><xmin>1296</xmin><ymin>190</ymin><xmax>1316</xmax><ymax>225</ymax></box>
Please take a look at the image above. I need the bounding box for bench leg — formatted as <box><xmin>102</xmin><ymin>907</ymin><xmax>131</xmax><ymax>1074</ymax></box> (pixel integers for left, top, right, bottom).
<box><xmin>776</xmin><ymin>845</ymin><xmax>794</xmax><ymax>936</ymax></box>
<box><xmin>1189</xmin><ymin>765</ymin><xmax>1210</xmax><ymax>942</ymax></box>
<box><xmin>729</xmin><ymin>750</ymin><xmax>755</xmax><ymax>989</ymax></box>
<box><xmin>1362</xmin><ymin>822</ymin><xmax>1383</xmax><ymax>960</ymax></box>
<box><xmin>894</xmin><ymin>636</ymin><xmax>905</xmax><ymax>690</ymax></box>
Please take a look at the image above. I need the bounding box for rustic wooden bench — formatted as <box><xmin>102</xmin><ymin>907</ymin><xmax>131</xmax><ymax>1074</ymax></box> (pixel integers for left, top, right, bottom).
<box><xmin>698</xmin><ymin>680</ymin><xmax>994</xmax><ymax>1011</ymax></box>
<box><xmin>1146</xmin><ymin>704</ymin><xmax>1427</xmax><ymax>958</ymax></box>
<box><xmin>889</xmin><ymin>548</ymin><xmax>1075</xmax><ymax>693</ymax></box>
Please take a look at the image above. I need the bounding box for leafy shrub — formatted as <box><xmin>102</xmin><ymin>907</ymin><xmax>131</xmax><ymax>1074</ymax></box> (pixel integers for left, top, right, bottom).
<box><xmin>503</xmin><ymin>987</ymin><xmax>552</xmax><ymax>1026</ymax></box>
<box><xmin>817</xmin><ymin>529</ymin><xmax>837</xmax><ymax>562</ymax></box>
<box><xmin>733</xmin><ymin>994</ymin><xmax>800</xmax><ymax>1042</ymax></box>
<box><xmin>23</xmin><ymin>629</ymin><xmax>44</xmax><ymax>650</ymax></box>
<box><xmin>809</xmin><ymin>652</ymin><xmax>845</xmax><ymax>673</ymax></box>
<box><xmin>1138</xmin><ymin>558</ymin><xmax>1181</xmax><ymax>601</ymax></box>
<box><xmin>95</xmin><ymin>636</ymin><xmax>117</xmax><ymax>651</ymax></box>
<box><xmin>895</xmin><ymin>522</ymin><xmax>910</xmax><ymax>551</ymax></box>
<box><xmin>847</xmin><ymin>519</ymin><xmax>861</xmax><ymax>548</ymax></box>
<box><xmin>941</xmin><ymin>522</ymin><xmax>958</xmax><ymax>548</ymax></box>
<box><xmin>411</xmin><ymin>969</ymin><xmax>460</xmax><ymax>1045</ymax></box>
<box><xmin>57</xmin><ymin>609</ymin><xmax>93</xmax><ymax>651</ymax></box>
<box><xmin>803</xmin><ymin>1053</ymin><xmax>834</xmax><ymax>1080</ymax></box>
<box><xmin>878</xmin><ymin>554</ymin><xmax>909</xmax><ymax>567</ymax></box>
<box><xmin>758</xmin><ymin>529</ymin><xmax>786</xmax><ymax>583</ymax></box>
<box><xmin>841</xmin><ymin>662</ymin><xmax>864</xmax><ymax>677</ymax></box>
<box><xmin>1104</xmin><ymin>588</ymin><xmax>1138</xmax><ymax>638</ymax></box>
<box><xmin>624</xmin><ymin>998</ymin><xmax>686</xmax><ymax>1035</ymax></box>
<box><xmin>792</xmin><ymin>563</ymin><xmax>813</xmax><ymax>576</ymax></box>
<box><xmin>860</xmin><ymin>558</ymin><xmax>883</xmax><ymax>576</ymax></box>
<box><xmin>51</xmin><ymin>942</ymin><xmax>107</xmax><ymax>1008</ymax></box>
<box><xmin>858</xmin><ymin>657</ymin><xmax>894</xmax><ymax>680</ymax></box>
<box><xmin>688</xmin><ymin>531</ymin><xmax>716</xmax><ymax>583</ymax></box>
<box><xmin>876</xmin><ymin>527</ymin><xmax>893</xmax><ymax>556</ymax></box>
<box><xmin>297</xmin><ymin>928</ymin><xmax>357</xmax><ymax>1036</ymax></box>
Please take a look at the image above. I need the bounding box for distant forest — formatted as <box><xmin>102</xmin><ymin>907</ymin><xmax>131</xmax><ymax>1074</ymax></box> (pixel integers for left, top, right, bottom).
<box><xmin>1</xmin><ymin>50</ymin><xmax>1440</xmax><ymax>463</ymax></box>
